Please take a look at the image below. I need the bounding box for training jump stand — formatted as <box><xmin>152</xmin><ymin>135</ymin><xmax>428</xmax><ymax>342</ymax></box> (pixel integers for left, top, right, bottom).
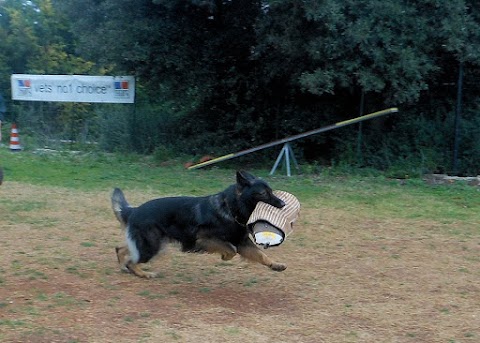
<box><xmin>270</xmin><ymin>143</ymin><xmax>300</xmax><ymax>177</ymax></box>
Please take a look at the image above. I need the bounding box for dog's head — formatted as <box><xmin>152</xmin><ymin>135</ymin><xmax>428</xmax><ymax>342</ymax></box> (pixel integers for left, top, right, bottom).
<box><xmin>236</xmin><ymin>170</ymin><xmax>285</xmax><ymax>209</ymax></box>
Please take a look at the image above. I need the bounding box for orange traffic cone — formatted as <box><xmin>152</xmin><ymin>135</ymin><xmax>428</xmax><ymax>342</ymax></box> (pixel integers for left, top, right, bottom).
<box><xmin>9</xmin><ymin>123</ymin><xmax>22</xmax><ymax>151</ymax></box>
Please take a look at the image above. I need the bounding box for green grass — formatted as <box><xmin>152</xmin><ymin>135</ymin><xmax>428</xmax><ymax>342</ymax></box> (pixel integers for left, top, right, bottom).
<box><xmin>0</xmin><ymin>319</ymin><xmax>28</xmax><ymax>328</ymax></box>
<box><xmin>137</xmin><ymin>290</ymin><xmax>166</xmax><ymax>299</ymax></box>
<box><xmin>0</xmin><ymin>149</ymin><xmax>232</xmax><ymax>193</ymax></box>
<box><xmin>243</xmin><ymin>277</ymin><xmax>258</xmax><ymax>287</ymax></box>
<box><xmin>1</xmin><ymin>148</ymin><xmax>480</xmax><ymax>226</ymax></box>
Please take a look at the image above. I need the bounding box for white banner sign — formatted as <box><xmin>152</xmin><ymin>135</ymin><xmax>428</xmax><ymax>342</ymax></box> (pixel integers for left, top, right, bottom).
<box><xmin>11</xmin><ymin>74</ymin><xmax>135</xmax><ymax>103</ymax></box>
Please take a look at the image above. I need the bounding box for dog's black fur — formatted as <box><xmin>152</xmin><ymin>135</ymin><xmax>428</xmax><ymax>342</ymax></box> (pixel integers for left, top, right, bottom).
<box><xmin>112</xmin><ymin>170</ymin><xmax>287</xmax><ymax>278</ymax></box>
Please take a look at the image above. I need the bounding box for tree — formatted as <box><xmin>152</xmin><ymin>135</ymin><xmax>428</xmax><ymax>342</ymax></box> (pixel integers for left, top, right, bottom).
<box><xmin>426</xmin><ymin>0</ymin><xmax>480</xmax><ymax>173</ymax></box>
<box><xmin>255</xmin><ymin>0</ymin><xmax>480</xmax><ymax>173</ymax></box>
<box><xmin>0</xmin><ymin>0</ymin><xmax>97</xmax><ymax>143</ymax></box>
<box><xmin>10</xmin><ymin>0</ymin><xmax>478</xmax><ymax>173</ymax></box>
<box><xmin>60</xmin><ymin>0</ymin><xmax>268</xmax><ymax>152</ymax></box>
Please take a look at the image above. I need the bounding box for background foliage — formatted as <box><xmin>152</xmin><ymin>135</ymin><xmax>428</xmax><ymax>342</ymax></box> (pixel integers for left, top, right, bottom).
<box><xmin>1</xmin><ymin>0</ymin><xmax>479</xmax><ymax>175</ymax></box>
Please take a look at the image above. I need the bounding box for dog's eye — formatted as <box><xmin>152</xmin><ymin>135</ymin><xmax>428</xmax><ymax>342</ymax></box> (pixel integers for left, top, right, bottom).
<box><xmin>257</xmin><ymin>190</ymin><xmax>267</xmax><ymax>196</ymax></box>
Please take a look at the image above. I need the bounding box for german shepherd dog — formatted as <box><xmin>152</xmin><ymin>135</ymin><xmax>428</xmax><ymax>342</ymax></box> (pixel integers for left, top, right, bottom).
<box><xmin>112</xmin><ymin>171</ymin><xmax>287</xmax><ymax>278</ymax></box>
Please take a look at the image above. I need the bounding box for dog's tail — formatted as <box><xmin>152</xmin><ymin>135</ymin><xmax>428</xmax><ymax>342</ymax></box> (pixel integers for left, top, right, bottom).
<box><xmin>112</xmin><ymin>188</ymin><xmax>133</xmax><ymax>229</ymax></box>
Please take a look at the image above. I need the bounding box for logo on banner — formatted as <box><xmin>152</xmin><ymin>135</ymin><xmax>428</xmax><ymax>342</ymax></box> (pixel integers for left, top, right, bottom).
<box><xmin>18</xmin><ymin>79</ymin><xmax>31</xmax><ymax>88</ymax></box>
<box><xmin>114</xmin><ymin>80</ymin><xmax>130</xmax><ymax>98</ymax></box>
<box><xmin>17</xmin><ymin>79</ymin><xmax>32</xmax><ymax>96</ymax></box>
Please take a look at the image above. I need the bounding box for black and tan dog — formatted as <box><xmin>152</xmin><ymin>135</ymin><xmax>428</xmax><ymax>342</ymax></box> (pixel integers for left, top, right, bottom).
<box><xmin>112</xmin><ymin>171</ymin><xmax>287</xmax><ymax>278</ymax></box>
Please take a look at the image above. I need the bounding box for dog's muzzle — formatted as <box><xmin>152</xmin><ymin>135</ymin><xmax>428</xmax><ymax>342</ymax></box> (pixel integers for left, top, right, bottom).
<box><xmin>274</xmin><ymin>198</ymin><xmax>286</xmax><ymax>208</ymax></box>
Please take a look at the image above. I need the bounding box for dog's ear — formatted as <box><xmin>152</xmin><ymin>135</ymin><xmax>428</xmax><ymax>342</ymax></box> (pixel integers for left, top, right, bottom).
<box><xmin>236</xmin><ymin>170</ymin><xmax>255</xmax><ymax>187</ymax></box>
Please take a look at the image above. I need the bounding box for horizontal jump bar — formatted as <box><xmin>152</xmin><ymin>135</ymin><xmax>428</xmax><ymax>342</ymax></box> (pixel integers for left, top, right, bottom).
<box><xmin>188</xmin><ymin>107</ymin><xmax>399</xmax><ymax>170</ymax></box>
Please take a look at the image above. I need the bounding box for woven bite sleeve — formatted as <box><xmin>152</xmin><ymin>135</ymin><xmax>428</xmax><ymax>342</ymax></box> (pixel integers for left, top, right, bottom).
<box><xmin>247</xmin><ymin>190</ymin><xmax>301</xmax><ymax>236</ymax></box>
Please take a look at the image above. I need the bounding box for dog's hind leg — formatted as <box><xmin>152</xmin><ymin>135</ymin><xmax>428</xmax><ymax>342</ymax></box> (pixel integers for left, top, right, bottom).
<box><xmin>237</xmin><ymin>238</ymin><xmax>287</xmax><ymax>271</ymax></box>
<box><xmin>117</xmin><ymin>245</ymin><xmax>158</xmax><ymax>278</ymax></box>
<box><xmin>115</xmin><ymin>249</ymin><xmax>157</xmax><ymax>279</ymax></box>
<box><xmin>195</xmin><ymin>238</ymin><xmax>237</xmax><ymax>261</ymax></box>
<box><xmin>115</xmin><ymin>245</ymin><xmax>130</xmax><ymax>272</ymax></box>
<box><xmin>116</xmin><ymin>245</ymin><xmax>157</xmax><ymax>278</ymax></box>
<box><xmin>117</xmin><ymin>230</ymin><xmax>162</xmax><ymax>279</ymax></box>
<box><xmin>125</xmin><ymin>261</ymin><xmax>158</xmax><ymax>279</ymax></box>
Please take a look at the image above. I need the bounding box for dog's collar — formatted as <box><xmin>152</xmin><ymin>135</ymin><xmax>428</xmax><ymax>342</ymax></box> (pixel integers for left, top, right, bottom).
<box><xmin>225</xmin><ymin>199</ymin><xmax>247</xmax><ymax>227</ymax></box>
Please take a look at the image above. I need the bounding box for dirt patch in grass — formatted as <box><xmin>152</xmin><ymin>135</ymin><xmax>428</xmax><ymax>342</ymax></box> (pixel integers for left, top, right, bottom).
<box><xmin>0</xmin><ymin>182</ymin><xmax>479</xmax><ymax>342</ymax></box>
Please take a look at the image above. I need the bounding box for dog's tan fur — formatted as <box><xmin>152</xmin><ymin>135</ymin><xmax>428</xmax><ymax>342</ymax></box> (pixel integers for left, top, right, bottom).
<box><xmin>115</xmin><ymin>237</ymin><xmax>286</xmax><ymax>278</ymax></box>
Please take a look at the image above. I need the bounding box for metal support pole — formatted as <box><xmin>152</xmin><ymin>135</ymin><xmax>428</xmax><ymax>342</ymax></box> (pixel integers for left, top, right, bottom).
<box><xmin>270</xmin><ymin>143</ymin><xmax>300</xmax><ymax>176</ymax></box>
<box><xmin>452</xmin><ymin>61</ymin><xmax>464</xmax><ymax>175</ymax></box>
<box><xmin>285</xmin><ymin>144</ymin><xmax>291</xmax><ymax>176</ymax></box>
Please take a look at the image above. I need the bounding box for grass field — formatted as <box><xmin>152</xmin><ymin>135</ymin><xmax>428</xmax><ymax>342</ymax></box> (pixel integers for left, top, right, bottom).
<box><xmin>0</xmin><ymin>149</ymin><xmax>479</xmax><ymax>342</ymax></box>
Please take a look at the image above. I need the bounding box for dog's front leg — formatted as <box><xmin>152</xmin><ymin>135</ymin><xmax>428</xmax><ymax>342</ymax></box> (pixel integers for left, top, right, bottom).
<box><xmin>196</xmin><ymin>238</ymin><xmax>237</xmax><ymax>260</ymax></box>
<box><xmin>237</xmin><ymin>238</ymin><xmax>286</xmax><ymax>271</ymax></box>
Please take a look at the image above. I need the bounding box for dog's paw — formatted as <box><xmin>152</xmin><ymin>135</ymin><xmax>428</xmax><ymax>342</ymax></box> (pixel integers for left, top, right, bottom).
<box><xmin>270</xmin><ymin>263</ymin><xmax>287</xmax><ymax>272</ymax></box>
<box><xmin>221</xmin><ymin>243</ymin><xmax>237</xmax><ymax>261</ymax></box>
<box><xmin>142</xmin><ymin>271</ymin><xmax>159</xmax><ymax>279</ymax></box>
<box><xmin>221</xmin><ymin>252</ymin><xmax>236</xmax><ymax>261</ymax></box>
